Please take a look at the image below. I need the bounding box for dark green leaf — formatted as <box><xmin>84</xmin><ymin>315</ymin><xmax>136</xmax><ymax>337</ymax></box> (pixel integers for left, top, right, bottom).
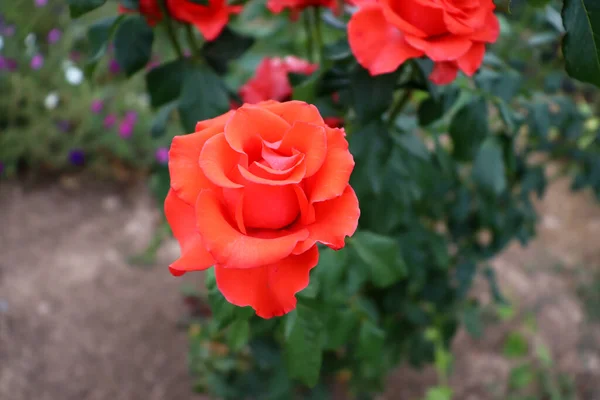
<box><xmin>449</xmin><ymin>97</ymin><xmax>488</xmax><ymax>161</ymax></box>
<box><xmin>350</xmin><ymin>66</ymin><xmax>398</xmax><ymax>122</ymax></box>
<box><xmin>292</xmin><ymin>72</ymin><xmax>321</xmax><ymax>104</ymax></box>
<box><xmin>462</xmin><ymin>304</ymin><xmax>483</xmax><ymax>339</ymax></box>
<box><xmin>417</xmin><ymin>88</ymin><xmax>459</xmax><ymax>126</ymax></box>
<box><xmin>146</xmin><ymin>59</ymin><xmax>186</xmax><ymax>108</ymax></box>
<box><xmin>324</xmin><ymin>38</ymin><xmax>351</xmax><ymax>61</ymax></box>
<box><xmin>119</xmin><ymin>0</ymin><xmax>139</xmax><ymax>9</ymax></box>
<box><xmin>472</xmin><ymin>138</ymin><xmax>507</xmax><ymax>196</ymax></box>
<box><xmin>356</xmin><ymin>320</ymin><xmax>385</xmax><ymax>360</ymax></box>
<box><xmin>455</xmin><ymin>260</ymin><xmax>476</xmax><ymax>299</ymax></box>
<box><xmin>350</xmin><ymin>231</ymin><xmax>407</xmax><ymax>288</ymax></box>
<box><xmin>150</xmin><ymin>101</ymin><xmax>178</xmax><ymax>138</ymax></box>
<box><xmin>562</xmin><ymin>0</ymin><xmax>600</xmax><ymax>87</ymax></box>
<box><xmin>226</xmin><ymin>319</ymin><xmax>250</xmax><ymax>351</ymax></box>
<box><xmin>393</xmin><ymin>132</ymin><xmax>430</xmax><ymax>161</ymax></box>
<box><xmin>205</xmin><ymin>269</ymin><xmax>236</xmax><ymax>325</ymax></box>
<box><xmin>284</xmin><ymin>303</ymin><xmax>324</xmax><ymax>388</ymax></box>
<box><xmin>114</xmin><ymin>16</ymin><xmax>154</xmax><ymax>77</ymax></box>
<box><xmin>85</xmin><ymin>15</ymin><xmax>124</xmax><ymax>78</ymax></box>
<box><xmin>178</xmin><ymin>64</ymin><xmax>230</xmax><ymax>132</ymax></box>
<box><xmin>324</xmin><ymin>309</ymin><xmax>359</xmax><ymax>350</ymax></box>
<box><xmin>202</xmin><ymin>28</ymin><xmax>255</xmax><ymax>74</ymax></box>
<box><xmin>68</xmin><ymin>0</ymin><xmax>106</xmax><ymax>18</ymax></box>
<box><xmin>484</xmin><ymin>266</ymin><xmax>507</xmax><ymax>304</ymax></box>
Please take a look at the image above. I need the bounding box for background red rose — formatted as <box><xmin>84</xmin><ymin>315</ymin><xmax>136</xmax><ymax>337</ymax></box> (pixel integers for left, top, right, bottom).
<box><xmin>348</xmin><ymin>0</ymin><xmax>500</xmax><ymax>84</ymax></box>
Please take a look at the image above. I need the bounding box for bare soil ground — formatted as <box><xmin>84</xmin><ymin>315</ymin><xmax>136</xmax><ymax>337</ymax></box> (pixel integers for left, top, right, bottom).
<box><xmin>1</xmin><ymin>175</ymin><xmax>599</xmax><ymax>400</ymax></box>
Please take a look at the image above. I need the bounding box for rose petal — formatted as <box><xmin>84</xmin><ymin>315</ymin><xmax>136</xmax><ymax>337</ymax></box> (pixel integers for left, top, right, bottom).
<box><xmin>224</xmin><ymin>105</ymin><xmax>291</xmax><ymax>158</ymax></box>
<box><xmin>263</xmin><ymin>100</ymin><xmax>325</xmax><ymax>125</ymax></box>
<box><xmin>169</xmin><ymin>126</ymin><xmax>221</xmax><ymax>205</ymax></box>
<box><xmin>429</xmin><ymin>61</ymin><xmax>459</xmax><ymax>85</ymax></box>
<box><xmin>278</xmin><ymin>122</ymin><xmax>327</xmax><ymax>177</ymax></box>
<box><xmin>305</xmin><ymin>128</ymin><xmax>354</xmax><ymax>202</ymax></box>
<box><xmin>348</xmin><ymin>6</ymin><xmax>424</xmax><ymax>75</ymax></box>
<box><xmin>242</xmin><ymin>182</ymin><xmax>301</xmax><ymax>230</ymax></box>
<box><xmin>196</xmin><ymin>189</ymin><xmax>309</xmax><ymax>268</ymax></box>
<box><xmin>470</xmin><ymin>12</ymin><xmax>500</xmax><ymax>43</ymax></box>
<box><xmin>456</xmin><ymin>43</ymin><xmax>485</xmax><ymax>76</ymax></box>
<box><xmin>195</xmin><ymin>109</ymin><xmax>234</xmax><ymax>132</ymax></box>
<box><xmin>215</xmin><ymin>245</ymin><xmax>319</xmax><ymax>318</ymax></box>
<box><xmin>199</xmin><ymin>133</ymin><xmax>246</xmax><ymax>188</ymax></box>
<box><xmin>238</xmin><ymin>160</ymin><xmax>306</xmax><ymax>185</ymax></box>
<box><xmin>165</xmin><ymin>190</ymin><xmax>215</xmax><ymax>275</ymax></box>
<box><xmin>294</xmin><ymin>185</ymin><xmax>360</xmax><ymax>253</ymax></box>
<box><xmin>382</xmin><ymin>0</ymin><xmax>446</xmax><ymax>37</ymax></box>
<box><xmin>404</xmin><ymin>35</ymin><xmax>472</xmax><ymax>62</ymax></box>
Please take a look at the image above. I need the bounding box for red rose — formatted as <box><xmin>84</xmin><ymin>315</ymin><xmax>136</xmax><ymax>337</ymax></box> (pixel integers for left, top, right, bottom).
<box><xmin>239</xmin><ymin>56</ymin><xmax>318</xmax><ymax>104</ymax></box>
<box><xmin>348</xmin><ymin>0</ymin><xmax>500</xmax><ymax>84</ymax></box>
<box><xmin>168</xmin><ymin>0</ymin><xmax>242</xmax><ymax>41</ymax></box>
<box><xmin>165</xmin><ymin>100</ymin><xmax>359</xmax><ymax>318</ymax></box>
<box><xmin>118</xmin><ymin>0</ymin><xmax>241</xmax><ymax>41</ymax></box>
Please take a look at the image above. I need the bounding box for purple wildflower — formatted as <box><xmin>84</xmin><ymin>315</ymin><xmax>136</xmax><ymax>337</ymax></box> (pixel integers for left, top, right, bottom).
<box><xmin>0</xmin><ymin>56</ymin><xmax>18</xmax><ymax>71</ymax></box>
<box><xmin>68</xmin><ymin>149</ymin><xmax>85</xmax><ymax>166</ymax></box>
<box><xmin>2</xmin><ymin>25</ymin><xmax>15</xmax><ymax>37</ymax></box>
<box><xmin>103</xmin><ymin>114</ymin><xmax>117</xmax><ymax>129</ymax></box>
<box><xmin>109</xmin><ymin>59</ymin><xmax>120</xmax><ymax>74</ymax></box>
<box><xmin>90</xmin><ymin>99</ymin><xmax>104</xmax><ymax>114</ymax></box>
<box><xmin>47</xmin><ymin>28</ymin><xmax>61</xmax><ymax>44</ymax></box>
<box><xmin>35</xmin><ymin>0</ymin><xmax>48</xmax><ymax>7</ymax></box>
<box><xmin>124</xmin><ymin>110</ymin><xmax>138</xmax><ymax>123</ymax></box>
<box><xmin>155</xmin><ymin>147</ymin><xmax>169</xmax><ymax>165</ymax></box>
<box><xmin>30</xmin><ymin>54</ymin><xmax>44</xmax><ymax>70</ymax></box>
<box><xmin>118</xmin><ymin>120</ymin><xmax>134</xmax><ymax>139</ymax></box>
<box><xmin>56</xmin><ymin>120</ymin><xmax>72</xmax><ymax>132</ymax></box>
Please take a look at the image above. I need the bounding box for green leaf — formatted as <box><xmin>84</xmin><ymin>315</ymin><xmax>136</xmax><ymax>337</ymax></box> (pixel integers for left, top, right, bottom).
<box><xmin>85</xmin><ymin>15</ymin><xmax>124</xmax><ymax>78</ymax></box>
<box><xmin>324</xmin><ymin>309</ymin><xmax>359</xmax><ymax>350</ymax></box>
<box><xmin>114</xmin><ymin>16</ymin><xmax>154</xmax><ymax>77</ymax></box>
<box><xmin>350</xmin><ymin>66</ymin><xmax>398</xmax><ymax>122</ymax></box>
<box><xmin>484</xmin><ymin>266</ymin><xmax>507</xmax><ymax>304</ymax></box>
<box><xmin>508</xmin><ymin>363</ymin><xmax>535</xmax><ymax>389</ymax></box>
<box><xmin>119</xmin><ymin>0</ymin><xmax>139</xmax><ymax>9</ymax></box>
<box><xmin>226</xmin><ymin>319</ymin><xmax>250</xmax><ymax>351</ymax></box>
<box><xmin>350</xmin><ymin>231</ymin><xmax>407</xmax><ymax>288</ymax></box>
<box><xmin>503</xmin><ymin>332</ymin><xmax>529</xmax><ymax>358</ymax></box>
<box><xmin>205</xmin><ymin>269</ymin><xmax>236</xmax><ymax>325</ymax></box>
<box><xmin>472</xmin><ymin>138</ymin><xmax>507</xmax><ymax>196</ymax></box>
<box><xmin>462</xmin><ymin>304</ymin><xmax>483</xmax><ymax>339</ymax></box>
<box><xmin>284</xmin><ymin>303</ymin><xmax>324</xmax><ymax>388</ymax></box>
<box><xmin>455</xmin><ymin>260</ymin><xmax>476</xmax><ymax>299</ymax></box>
<box><xmin>324</xmin><ymin>38</ymin><xmax>351</xmax><ymax>61</ymax></box>
<box><xmin>202</xmin><ymin>28</ymin><xmax>255</xmax><ymax>74</ymax></box>
<box><xmin>562</xmin><ymin>0</ymin><xmax>600</xmax><ymax>87</ymax></box>
<box><xmin>425</xmin><ymin>386</ymin><xmax>453</xmax><ymax>400</ymax></box>
<box><xmin>449</xmin><ymin>97</ymin><xmax>488</xmax><ymax>161</ymax></box>
<box><xmin>292</xmin><ymin>72</ymin><xmax>321</xmax><ymax>104</ymax></box>
<box><xmin>393</xmin><ymin>132</ymin><xmax>430</xmax><ymax>161</ymax></box>
<box><xmin>178</xmin><ymin>64</ymin><xmax>230</xmax><ymax>132</ymax></box>
<box><xmin>356</xmin><ymin>320</ymin><xmax>385</xmax><ymax>360</ymax></box>
<box><xmin>150</xmin><ymin>101</ymin><xmax>178</xmax><ymax>138</ymax></box>
<box><xmin>418</xmin><ymin>88</ymin><xmax>459</xmax><ymax>126</ymax></box>
<box><xmin>68</xmin><ymin>0</ymin><xmax>106</xmax><ymax>18</ymax></box>
<box><xmin>146</xmin><ymin>59</ymin><xmax>186</xmax><ymax>108</ymax></box>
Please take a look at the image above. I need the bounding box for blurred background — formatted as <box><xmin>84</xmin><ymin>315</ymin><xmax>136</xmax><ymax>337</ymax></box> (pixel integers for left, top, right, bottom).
<box><xmin>1</xmin><ymin>0</ymin><xmax>600</xmax><ymax>399</ymax></box>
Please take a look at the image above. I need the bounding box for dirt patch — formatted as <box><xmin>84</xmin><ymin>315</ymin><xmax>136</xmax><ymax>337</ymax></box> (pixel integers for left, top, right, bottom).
<box><xmin>1</xmin><ymin>176</ymin><xmax>600</xmax><ymax>400</ymax></box>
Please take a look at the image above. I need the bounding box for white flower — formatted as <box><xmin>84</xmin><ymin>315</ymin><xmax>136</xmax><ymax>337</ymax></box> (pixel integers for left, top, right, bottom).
<box><xmin>25</xmin><ymin>33</ymin><xmax>36</xmax><ymax>48</ymax></box>
<box><xmin>65</xmin><ymin>66</ymin><xmax>83</xmax><ymax>85</ymax></box>
<box><xmin>44</xmin><ymin>92</ymin><xmax>59</xmax><ymax>110</ymax></box>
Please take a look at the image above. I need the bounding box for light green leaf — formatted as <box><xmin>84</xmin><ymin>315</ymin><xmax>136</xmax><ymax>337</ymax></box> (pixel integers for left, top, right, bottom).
<box><xmin>226</xmin><ymin>319</ymin><xmax>250</xmax><ymax>351</ymax></box>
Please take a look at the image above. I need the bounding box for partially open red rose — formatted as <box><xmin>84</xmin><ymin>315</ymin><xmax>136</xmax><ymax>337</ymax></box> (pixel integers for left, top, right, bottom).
<box><xmin>348</xmin><ymin>0</ymin><xmax>500</xmax><ymax>84</ymax></box>
<box><xmin>239</xmin><ymin>56</ymin><xmax>318</xmax><ymax>104</ymax></box>
<box><xmin>119</xmin><ymin>0</ymin><xmax>241</xmax><ymax>41</ymax></box>
<box><xmin>165</xmin><ymin>100</ymin><xmax>359</xmax><ymax>318</ymax></box>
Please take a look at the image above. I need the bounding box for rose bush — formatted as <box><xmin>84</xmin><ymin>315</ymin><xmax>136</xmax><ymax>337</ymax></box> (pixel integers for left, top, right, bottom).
<box><xmin>65</xmin><ymin>0</ymin><xmax>600</xmax><ymax>397</ymax></box>
<box><xmin>348</xmin><ymin>0</ymin><xmax>500</xmax><ymax>83</ymax></box>
<box><xmin>165</xmin><ymin>100</ymin><xmax>359</xmax><ymax>318</ymax></box>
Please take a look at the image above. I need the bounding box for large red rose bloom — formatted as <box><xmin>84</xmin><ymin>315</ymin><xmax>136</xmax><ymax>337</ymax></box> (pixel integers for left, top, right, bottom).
<box><xmin>165</xmin><ymin>101</ymin><xmax>359</xmax><ymax>318</ymax></box>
